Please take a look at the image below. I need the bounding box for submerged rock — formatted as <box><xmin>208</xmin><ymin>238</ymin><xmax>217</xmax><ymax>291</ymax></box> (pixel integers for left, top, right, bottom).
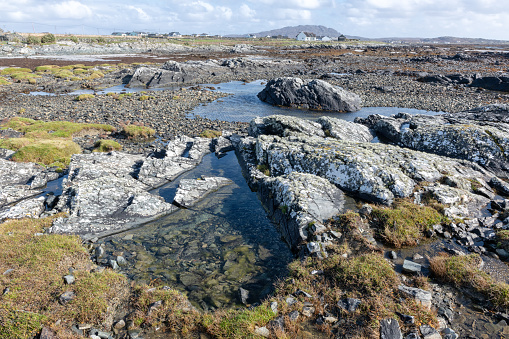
<box><xmin>257</xmin><ymin>77</ymin><xmax>362</xmax><ymax>112</ymax></box>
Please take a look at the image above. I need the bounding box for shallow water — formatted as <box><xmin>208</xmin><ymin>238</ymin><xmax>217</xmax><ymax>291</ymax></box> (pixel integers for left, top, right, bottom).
<box><xmin>100</xmin><ymin>152</ymin><xmax>294</xmax><ymax>310</ymax></box>
<box><xmin>187</xmin><ymin>80</ymin><xmax>445</xmax><ymax>122</ymax></box>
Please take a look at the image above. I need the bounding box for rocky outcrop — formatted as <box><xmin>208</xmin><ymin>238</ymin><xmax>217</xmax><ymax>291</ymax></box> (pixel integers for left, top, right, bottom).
<box><xmin>259</xmin><ymin>172</ymin><xmax>345</xmax><ymax>250</ymax></box>
<box><xmin>355</xmin><ymin>108</ymin><xmax>509</xmax><ymax>176</ymax></box>
<box><xmin>257</xmin><ymin>77</ymin><xmax>362</xmax><ymax>112</ymax></box>
<box><xmin>0</xmin><ymin>196</ymin><xmax>46</xmax><ymax>221</ymax></box>
<box><xmin>470</xmin><ymin>75</ymin><xmax>509</xmax><ymax>92</ymax></box>
<box><xmin>49</xmin><ymin>136</ymin><xmax>225</xmax><ymax>238</ymax></box>
<box><xmin>317</xmin><ymin>116</ymin><xmax>374</xmax><ymax>142</ymax></box>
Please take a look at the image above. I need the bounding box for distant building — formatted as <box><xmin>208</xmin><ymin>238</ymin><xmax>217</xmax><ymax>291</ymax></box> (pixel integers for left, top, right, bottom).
<box><xmin>319</xmin><ymin>36</ymin><xmax>332</xmax><ymax>42</ymax></box>
<box><xmin>296</xmin><ymin>32</ymin><xmax>317</xmax><ymax>41</ymax></box>
<box><xmin>247</xmin><ymin>34</ymin><xmax>257</xmax><ymax>39</ymax></box>
<box><xmin>338</xmin><ymin>34</ymin><xmax>347</xmax><ymax>41</ymax></box>
<box><xmin>168</xmin><ymin>32</ymin><xmax>181</xmax><ymax>37</ymax></box>
<box><xmin>111</xmin><ymin>32</ymin><xmax>126</xmax><ymax>36</ymax></box>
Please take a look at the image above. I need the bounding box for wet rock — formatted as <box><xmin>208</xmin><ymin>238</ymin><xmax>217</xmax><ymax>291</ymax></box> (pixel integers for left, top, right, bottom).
<box><xmin>30</xmin><ymin>171</ymin><xmax>59</xmax><ymax>189</ymax></box>
<box><xmin>337</xmin><ymin>298</ymin><xmax>361</xmax><ymax>312</ymax></box>
<box><xmin>259</xmin><ymin>171</ymin><xmax>345</xmax><ymax>249</ymax></box>
<box><xmin>398</xmin><ymin>285</ymin><xmax>432</xmax><ymax>309</ymax></box>
<box><xmin>173</xmin><ymin>176</ymin><xmax>233</xmax><ymax>208</ymax></box>
<box><xmin>402</xmin><ymin>260</ymin><xmax>421</xmax><ymax>274</ymax></box>
<box><xmin>258</xmin><ymin>77</ymin><xmax>362</xmax><ymax>112</ymax></box>
<box><xmin>380</xmin><ymin>318</ymin><xmax>403</xmax><ymax>339</ymax></box>
<box><xmin>442</xmin><ymin>328</ymin><xmax>458</xmax><ymax>339</ymax></box>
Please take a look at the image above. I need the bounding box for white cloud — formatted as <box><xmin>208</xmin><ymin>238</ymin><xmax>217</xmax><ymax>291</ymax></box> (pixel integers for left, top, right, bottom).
<box><xmin>51</xmin><ymin>1</ymin><xmax>92</xmax><ymax>19</ymax></box>
<box><xmin>126</xmin><ymin>5</ymin><xmax>151</xmax><ymax>21</ymax></box>
<box><xmin>239</xmin><ymin>4</ymin><xmax>256</xmax><ymax>18</ymax></box>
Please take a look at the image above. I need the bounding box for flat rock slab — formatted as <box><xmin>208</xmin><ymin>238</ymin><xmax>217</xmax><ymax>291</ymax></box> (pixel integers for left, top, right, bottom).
<box><xmin>398</xmin><ymin>285</ymin><xmax>432</xmax><ymax>309</ymax></box>
<box><xmin>0</xmin><ymin>185</ymin><xmax>42</xmax><ymax>208</ymax></box>
<box><xmin>0</xmin><ymin>158</ymin><xmax>44</xmax><ymax>188</ymax></box>
<box><xmin>173</xmin><ymin>176</ymin><xmax>233</xmax><ymax>208</ymax></box>
<box><xmin>0</xmin><ymin>196</ymin><xmax>45</xmax><ymax>221</ymax></box>
<box><xmin>402</xmin><ymin>260</ymin><xmax>422</xmax><ymax>274</ymax></box>
<box><xmin>257</xmin><ymin>77</ymin><xmax>362</xmax><ymax>112</ymax></box>
<box><xmin>380</xmin><ymin>318</ymin><xmax>403</xmax><ymax>339</ymax></box>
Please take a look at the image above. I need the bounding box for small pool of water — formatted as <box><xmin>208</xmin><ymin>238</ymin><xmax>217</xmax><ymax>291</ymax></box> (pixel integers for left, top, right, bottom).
<box><xmin>187</xmin><ymin>80</ymin><xmax>445</xmax><ymax>122</ymax></box>
<box><xmin>100</xmin><ymin>152</ymin><xmax>293</xmax><ymax>310</ymax></box>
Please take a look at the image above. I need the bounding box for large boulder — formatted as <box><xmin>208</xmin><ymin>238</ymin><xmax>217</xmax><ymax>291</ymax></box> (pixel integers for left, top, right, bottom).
<box><xmin>470</xmin><ymin>76</ymin><xmax>509</xmax><ymax>92</ymax></box>
<box><xmin>257</xmin><ymin>77</ymin><xmax>362</xmax><ymax>112</ymax></box>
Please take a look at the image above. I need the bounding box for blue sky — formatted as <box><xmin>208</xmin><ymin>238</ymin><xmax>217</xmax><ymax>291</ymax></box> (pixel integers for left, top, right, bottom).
<box><xmin>0</xmin><ymin>0</ymin><xmax>507</xmax><ymax>40</ymax></box>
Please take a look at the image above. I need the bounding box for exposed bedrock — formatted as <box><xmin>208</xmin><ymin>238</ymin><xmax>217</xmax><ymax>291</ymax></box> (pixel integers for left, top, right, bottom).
<box><xmin>257</xmin><ymin>77</ymin><xmax>362</xmax><ymax>112</ymax></box>
<box><xmin>355</xmin><ymin>105</ymin><xmax>509</xmax><ymax>176</ymax></box>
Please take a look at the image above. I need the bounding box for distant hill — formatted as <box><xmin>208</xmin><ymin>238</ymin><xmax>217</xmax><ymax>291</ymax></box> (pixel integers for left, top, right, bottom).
<box><xmin>249</xmin><ymin>25</ymin><xmax>341</xmax><ymax>39</ymax></box>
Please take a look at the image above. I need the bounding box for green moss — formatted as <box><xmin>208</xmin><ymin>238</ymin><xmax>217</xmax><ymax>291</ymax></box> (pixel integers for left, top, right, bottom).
<box><xmin>75</xmin><ymin>94</ymin><xmax>95</xmax><ymax>101</ymax></box>
<box><xmin>122</xmin><ymin>125</ymin><xmax>156</xmax><ymax>139</ymax></box>
<box><xmin>93</xmin><ymin>139</ymin><xmax>122</xmax><ymax>152</ymax></box>
<box><xmin>0</xmin><ymin>77</ymin><xmax>11</xmax><ymax>86</ymax></box>
<box><xmin>85</xmin><ymin>71</ymin><xmax>104</xmax><ymax>80</ymax></box>
<box><xmin>35</xmin><ymin>65</ymin><xmax>59</xmax><ymax>72</ymax></box>
<box><xmin>139</xmin><ymin>95</ymin><xmax>154</xmax><ymax>101</ymax></box>
<box><xmin>199</xmin><ymin>130</ymin><xmax>222</xmax><ymax>138</ymax></box>
<box><xmin>53</xmin><ymin>70</ymin><xmax>74</xmax><ymax>79</ymax></box>
<box><xmin>256</xmin><ymin>164</ymin><xmax>270</xmax><ymax>176</ymax></box>
<box><xmin>0</xmin><ymin>308</ymin><xmax>47</xmax><ymax>338</ymax></box>
<box><xmin>370</xmin><ymin>200</ymin><xmax>445</xmax><ymax>248</ymax></box>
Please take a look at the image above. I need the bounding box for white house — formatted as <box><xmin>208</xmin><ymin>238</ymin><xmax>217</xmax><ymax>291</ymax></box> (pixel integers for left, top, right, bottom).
<box><xmin>296</xmin><ymin>31</ymin><xmax>316</xmax><ymax>41</ymax></box>
<box><xmin>319</xmin><ymin>36</ymin><xmax>332</xmax><ymax>42</ymax></box>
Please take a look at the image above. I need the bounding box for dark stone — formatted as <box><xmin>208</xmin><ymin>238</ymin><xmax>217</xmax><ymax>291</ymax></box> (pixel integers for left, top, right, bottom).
<box><xmin>59</xmin><ymin>291</ymin><xmax>76</xmax><ymax>305</ymax></box>
<box><xmin>268</xmin><ymin>316</ymin><xmax>285</xmax><ymax>332</ymax></box>
<box><xmin>337</xmin><ymin>298</ymin><xmax>361</xmax><ymax>312</ymax></box>
<box><xmin>288</xmin><ymin>310</ymin><xmax>299</xmax><ymax>321</ymax></box>
<box><xmin>380</xmin><ymin>318</ymin><xmax>403</xmax><ymax>339</ymax></box>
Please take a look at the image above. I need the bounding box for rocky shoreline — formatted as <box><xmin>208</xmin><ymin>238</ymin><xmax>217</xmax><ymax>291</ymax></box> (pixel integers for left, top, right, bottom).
<box><xmin>1</xmin><ymin>41</ymin><xmax>509</xmax><ymax>339</ymax></box>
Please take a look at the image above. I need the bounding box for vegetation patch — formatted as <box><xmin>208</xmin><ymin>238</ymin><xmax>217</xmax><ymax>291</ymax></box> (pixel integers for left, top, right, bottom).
<box><xmin>41</xmin><ymin>33</ymin><xmax>56</xmax><ymax>44</ymax></box>
<box><xmin>0</xmin><ymin>216</ymin><xmax>129</xmax><ymax>338</ymax></box>
<box><xmin>0</xmin><ymin>77</ymin><xmax>11</xmax><ymax>86</ymax></box>
<box><xmin>122</xmin><ymin>125</ymin><xmax>156</xmax><ymax>139</ymax></box>
<box><xmin>370</xmin><ymin>199</ymin><xmax>445</xmax><ymax>248</ymax></box>
<box><xmin>430</xmin><ymin>253</ymin><xmax>509</xmax><ymax>309</ymax></box>
<box><xmin>199</xmin><ymin>129</ymin><xmax>222</xmax><ymax>138</ymax></box>
<box><xmin>93</xmin><ymin>139</ymin><xmax>122</xmax><ymax>152</ymax></box>
<box><xmin>75</xmin><ymin>94</ymin><xmax>95</xmax><ymax>101</ymax></box>
<box><xmin>0</xmin><ymin>117</ymin><xmax>115</xmax><ymax>169</ymax></box>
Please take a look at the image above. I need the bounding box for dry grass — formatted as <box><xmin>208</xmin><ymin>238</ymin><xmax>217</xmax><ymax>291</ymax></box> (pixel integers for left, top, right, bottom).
<box><xmin>199</xmin><ymin>130</ymin><xmax>222</xmax><ymax>138</ymax></box>
<box><xmin>370</xmin><ymin>199</ymin><xmax>445</xmax><ymax>248</ymax></box>
<box><xmin>122</xmin><ymin>124</ymin><xmax>156</xmax><ymax>139</ymax></box>
<box><xmin>430</xmin><ymin>253</ymin><xmax>509</xmax><ymax>309</ymax></box>
<box><xmin>0</xmin><ymin>216</ymin><xmax>129</xmax><ymax>338</ymax></box>
<box><xmin>93</xmin><ymin>139</ymin><xmax>122</xmax><ymax>152</ymax></box>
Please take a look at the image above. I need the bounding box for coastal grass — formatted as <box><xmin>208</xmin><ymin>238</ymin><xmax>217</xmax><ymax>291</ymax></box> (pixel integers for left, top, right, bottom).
<box><xmin>369</xmin><ymin>199</ymin><xmax>446</xmax><ymax>248</ymax></box>
<box><xmin>430</xmin><ymin>253</ymin><xmax>509</xmax><ymax>309</ymax></box>
<box><xmin>122</xmin><ymin>124</ymin><xmax>156</xmax><ymax>139</ymax></box>
<box><xmin>0</xmin><ymin>215</ymin><xmax>129</xmax><ymax>338</ymax></box>
<box><xmin>93</xmin><ymin>139</ymin><xmax>122</xmax><ymax>152</ymax></box>
<box><xmin>0</xmin><ymin>117</ymin><xmax>115</xmax><ymax>168</ymax></box>
<box><xmin>75</xmin><ymin>94</ymin><xmax>95</xmax><ymax>101</ymax></box>
<box><xmin>0</xmin><ymin>77</ymin><xmax>11</xmax><ymax>86</ymax></box>
<box><xmin>199</xmin><ymin>129</ymin><xmax>222</xmax><ymax>138</ymax></box>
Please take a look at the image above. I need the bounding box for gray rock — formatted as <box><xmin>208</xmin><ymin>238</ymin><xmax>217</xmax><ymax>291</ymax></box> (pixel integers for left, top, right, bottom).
<box><xmin>258</xmin><ymin>77</ymin><xmax>362</xmax><ymax>112</ymax></box>
<box><xmin>116</xmin><ymin>256</ymin><xmax>127</xmax><ymax>266</ymax></box>
<box><xmin>59</xmin><ymin>291</ymin><xmax>76</xmax><ymax>305</ymax></box>
<box><xmin>63</xmin><ymin>275</ymin><xmax>75</xmax><ymax>284</ymax></box>
<box><xmin>288</xmin><ymin>310</ymin><xmax>299</xmax><ymax>321</ymax></box>
<box><xmin>40</xmin><ymin>327</ymin><xmax>58</xmax><ymax>339</ymax></box>
<box><xmin>259</xmin><ymin>171</ymin><xmax>345</xmax><ymax>249</ymax></box>
<box><xmin>254</xmin><ymin>326</ymin><xmax>270</xmax><ymax>338</ymax></box>
<box><xmin>471</xmin><ymin>76</ymin><xmax>509</xmax><ymax>92</ymax></box>
<box><xmin>249</xmin><ymin>115</ymin><xmax>325</xmax><ymax>138</ymax></box>
<box><xmin>302</xmin><ymin>306</ymin><xmax>315</xmax><ymax>317</ymax></box>
<box><xmin>318</xmin><ymin>116</ymin><xmax>374</xmax><ymax>142</ymax></box>
<box><xmin>173</xmin><ymin>176</ymin><xmax>233</xmax><ymax>208</ymax></box>
<box><xmin>337</xmin><ymin>298</ymin><xmax>361</xmax><ymax>312</ymax></box>
<box><xmin>0</xmin><ymin>196</ymin><xmax>45</xmax><ymax>221</ymax></box>
<box><xmin>239</xmin><ymin>287</ymin><xmax>249</xmax><ymax>305</ymax></box>
<box><xmin>402</xmin><ymin>260</ymin><xmax>421</xmax><ymax>274</ymax></box>
<box><xmin>270</xmin><ymin>301</ymin><xmax>278</xmax><ymax>314</ymax></box>
<box><xmin>380</xmin><ymin>318</ymin><xmax>403</xmax><ymax>339</ymax></box>
<box><xmin>442</xmin><ymin>328</ymin><xmax>458</xmax><ymax>339</ymax></box>
<box><xmin>0</xmin><ymin>158</ymin><xmax>44</xmax><ymax>188</ymax></box>
<box><xmin>420</xmin><ymin>325</ymin><xmax>441</xmax><ymax>339</ymax></box>
<box><xmin>30</xmin><ymin>171</ymin><xmax>59</xmax><ymax>189</ymax></box>
<box><xmin>489</xmin><ymin>176</ymin><xmax>509</xmax><ymax>196</ymax></box>
<box><xmin>109</xmin><ymin>260</ymin><xmax>119</xmax><ymax>270</ymax></box>
<box><xmin>0</xmin><ymin>185</ymin><xmax>42</xmax><ymax>208</ymax></box>
<box><xmin>398</xmin><ymin>285</ymin><xmax>432</xmax><ymax>309</ymax></box>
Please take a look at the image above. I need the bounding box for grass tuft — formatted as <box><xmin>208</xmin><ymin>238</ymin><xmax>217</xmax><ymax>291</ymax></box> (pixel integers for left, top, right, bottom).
<box><xmin>122</xmin><ymin>125</ymin><xmax>155</xmax><ymax>139</ymax></box>
<box><xmin>199</xmin><ymin>130</ymin><xmax>222</xmax><ymax>138</ymax></box>
<box><xmin>75</xmin><ymin>94</ymin><xmax>95</xmax><ymax>101</ymax></box>
<box><xmin>93</xmin><ymin>139</ymin><xmax>122</xmax><ymax>152</ymax></box>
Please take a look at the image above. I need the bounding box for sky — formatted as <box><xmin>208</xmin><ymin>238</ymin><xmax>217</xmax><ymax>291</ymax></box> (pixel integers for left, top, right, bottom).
<box><xmin>0</xmin><ymin>0</ymin><xmax>508</xmax><ymax>40</ymax></box>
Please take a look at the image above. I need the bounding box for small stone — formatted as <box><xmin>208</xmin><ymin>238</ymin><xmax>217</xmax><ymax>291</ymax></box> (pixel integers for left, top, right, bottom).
<box><xmin>398</xmin><ymin>285</ymin><xmax>432</xmax><ymax>309</ymax></box>
<box><xmin>337</xmin><ymin>298</ymin><xmax>361</xmax><ymax>312</ymax></box>
<box><xmin>311</xmin><ymin>269</ymin><xmax>324</xmax><ymax>275</ymax></box>
<box><xmin>254</xmin><ymin>326</ymin><xmax>270</xmax><ymax>338</ymax></box>
<box><xmin>116</xmin><ymin>256</ymin><xmax>127</xmax><ymax>266</ymax></box>
<box><xmin>95</xmin><ymin>246</ymin><xmax>105</xmax><ymax>259</ymax></box>
<box><xmin>288</xmin><ymin>310</ymin><xmax>299</xmax><ymax>321</ymax></box>
<box><xmin>286</xmin><ymin>297</ymin><xmax>297</xmax><ymax>306</ymax></box>
<box><xmin>412</xmin><ymin>253</ymin><xmax>424</xmax><ymax>261</ymax></box>
<box><xmin>359</xmin><ymin>204</ymin><xmax>373</xmax><ymax>216</ymax></box>
<box><xmin>239</xmin><ymin>287</ymin><xmax>249</xmax><ymax>305</ymax></box>
<box><xmin>270</xmin><ymin>301</ymin><xmax>278</xmax><ymax>314</ymax></box>
<box><xmin>302</xmin><ymin>306</ymin><xmax>315</xmax><ymax>317</ymax></box>
<box><xmin>59</xmin><ymin>291</ymin><xmax>76</xmax><ymax>305</ymax></box>
<box><xmin>113</xmin><ymin>319</ymin><xmax>126</xmax><ymax>331</ymax></box>
<box><xmin>402</xmin><ymin>260</ymin><xmax>422</xmax><ymax>274</ymax></box>
<box><xmin>3</xmin><ymin>268</ymin><xmax>14</xmax><ymax>275</ymax></box>
<box><xmin>77</xmin><ymin>324</ymin><xmax>92</xmax><ymax>330</ymax></box>
<box><xmin>389</xmin><ymin>251</ymin><xmax>398</xmax><ymax>260</ymax></box>
<box><xmin>443</xmin><ymin>328</ymin><xmax>458</xmax><ymax>339</ymax></box>
<box><xmin>109</xmin><ymin>260</ymin><xmax>119</xmax><ymax>270</ymax></box>
<box><xmin>420</xmin><ymin>325</ymin><xmax>441</xmax><ymax>339</ymax></box>
<box><xmin>380</xmin><ymin>318</ymin><xmax>402</xmax><ymax>339</ymax></box>
<box><xmin>324</xmin><ymin>316</ymin><xmax>338</xmax><ymax>323</ymax></box>
<box><xmin>295</xmin><ymin>289</ymin><xmax>313</xmax><ymax>298</ymax></box>
<box><xmin>63</xmin><ymin>275</ymin><xmax>75</xmax><ymax>285</ymax></box>
<box><xmin>40</xmin><ymin>327</ymin><xmax>58</xmax><ymax>339</ymax></box>
<box><xmin>3</xmin><ymin>287</ymin><xmax>9</xmax><ymax>295</ymax></box>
